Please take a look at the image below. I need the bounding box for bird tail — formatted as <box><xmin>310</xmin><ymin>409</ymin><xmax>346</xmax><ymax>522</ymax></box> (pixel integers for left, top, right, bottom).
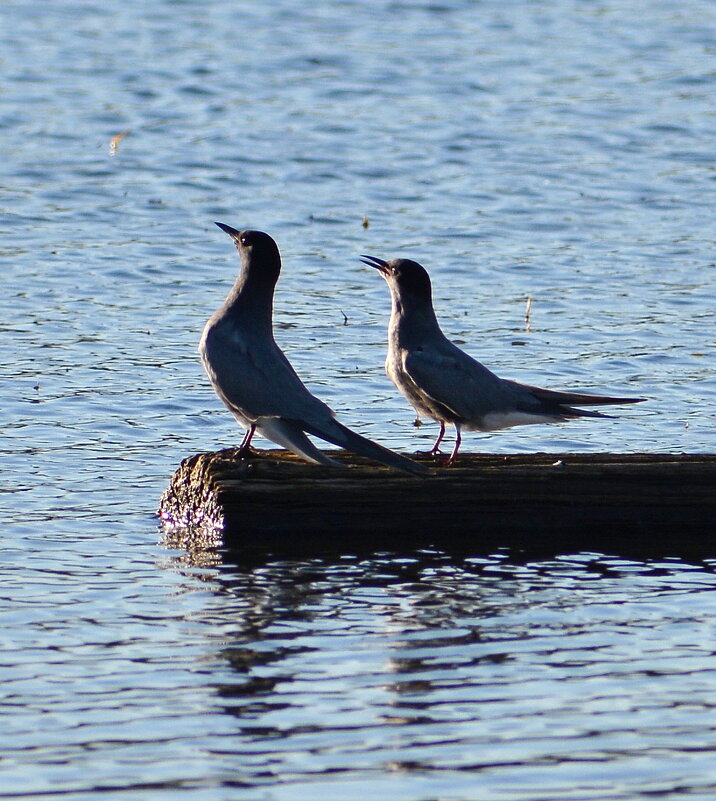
<box><xmin>558</xmin><ymin>406</ymin><xmax>617</xmax><ymax>420</ymax></box>
<box><xmin>258</xmin><ymin>419</ymin><xmax>342</xmax><ymax>467</ymax></box>
<box><xmin>301</xmin><ymin>419</ymin><xmax>428</xmax><ymax>475</ymax></box>
<box><xmin>524</xmin><ymin>385</ymin><xmax>646</xmax><ymax>420</ymax></box>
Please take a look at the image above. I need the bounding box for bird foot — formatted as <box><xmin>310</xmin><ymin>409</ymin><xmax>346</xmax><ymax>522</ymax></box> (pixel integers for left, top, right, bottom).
<box><xmin>235</xmin><ymin>445</ymin><xmax>258</xmax><ymax>460</ymax></box>
<box><xmin>417</xmin><ymin>448</ymin><xmax>443</xmax><ymax>458</ymax></box>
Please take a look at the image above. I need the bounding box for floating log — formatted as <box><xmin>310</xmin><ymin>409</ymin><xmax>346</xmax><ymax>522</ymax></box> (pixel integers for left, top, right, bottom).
<box><xmin>158</xmin><ymin>450</ymin><xmax>716</xmax><ymax>558</ymax></box>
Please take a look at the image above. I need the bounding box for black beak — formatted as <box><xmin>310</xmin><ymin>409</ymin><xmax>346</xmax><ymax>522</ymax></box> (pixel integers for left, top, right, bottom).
<box><xmin>360</xmin><ymin>255</ymin><xmax>390</xmax><ymax>275</ymax></box>
<box><xmin>215</xmin><ymin>221</ymin><xmax>242</xmax><ymax>240</ymax></box>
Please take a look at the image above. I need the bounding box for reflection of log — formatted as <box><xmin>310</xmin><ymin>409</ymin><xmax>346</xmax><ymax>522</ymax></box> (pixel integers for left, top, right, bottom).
<box><xmin>158</xmin><ymin>450</ymin><xmax>716</xmax><ymax>558</ymax></box>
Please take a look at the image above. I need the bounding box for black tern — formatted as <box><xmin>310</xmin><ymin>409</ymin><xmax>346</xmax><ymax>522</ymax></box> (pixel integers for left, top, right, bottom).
<box><xmin>363</xmin><ymin>255</ymin><xmax>646</xmax><ymax>465</ymax></box>
<box><xmin>199</xmin><ymin>225</ymin><xmax>427</xmax><ymax>474</ymax></box>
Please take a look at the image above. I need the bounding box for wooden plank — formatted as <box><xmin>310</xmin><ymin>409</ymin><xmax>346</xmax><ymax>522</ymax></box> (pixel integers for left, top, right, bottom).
<box><xmin>158</xmin><ymin>450</ymin><xmax>716</xmax><ymax>559</ymax></box>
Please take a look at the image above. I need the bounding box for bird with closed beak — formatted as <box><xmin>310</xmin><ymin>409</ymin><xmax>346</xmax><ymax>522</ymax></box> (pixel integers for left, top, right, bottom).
<box><xmin>363</xmin><ymin>254</ymin><xmax>646</xmax><ymax>465</ymax></box>
<box><xmin>199</xmin><ymin>225</ymin><xmax>426</xmax><ymax>474</ymax></box>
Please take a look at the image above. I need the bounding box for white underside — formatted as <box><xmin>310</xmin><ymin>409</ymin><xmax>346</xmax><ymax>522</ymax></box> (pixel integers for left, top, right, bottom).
<box><xmin>254</xmin><ymin>418</ymin><xmax>318</xmax><ymax>460</ymax></box>
<box><xmin>469</xmin><ymin>411</ymin><xmax>562</xmax><ymax>432</ymax></box>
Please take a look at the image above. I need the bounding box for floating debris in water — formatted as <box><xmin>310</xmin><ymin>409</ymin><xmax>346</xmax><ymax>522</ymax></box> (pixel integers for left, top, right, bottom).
<box><xmin>109</xmin><ymin>130</ymin><xmax>130</xmax><ymax>155</ymax></box>
<box><xmin>525</xmin><ymin>295</ymin><xmax>533</xmax><ymax>332</ymax></box>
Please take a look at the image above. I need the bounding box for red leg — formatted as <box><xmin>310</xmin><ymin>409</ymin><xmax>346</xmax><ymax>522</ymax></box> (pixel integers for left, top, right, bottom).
<box><xmin>445</xmin><ymin>425</ymin><xmax>462</xmax><ymax>466</ymax></box>
<box><xmin>237</xmin><ymin>424</ymin><xmax>256</xmax><ymax>456</ymax></box>
<box><xmin>428</xmin><ymin>422</ymin><xmax>446</xmax><ymax>456</ymax></box>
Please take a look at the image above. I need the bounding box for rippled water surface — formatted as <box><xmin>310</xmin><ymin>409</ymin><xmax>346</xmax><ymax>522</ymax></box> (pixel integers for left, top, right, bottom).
<box><xmin>2</xmin><ymin>0</ymin><xmax>716</xmax><ymax>798</ymax></box>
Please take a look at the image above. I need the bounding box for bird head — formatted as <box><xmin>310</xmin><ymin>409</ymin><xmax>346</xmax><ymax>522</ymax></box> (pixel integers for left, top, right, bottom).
<box><xmin>216</xmin><ymin>223</ymin><xmax>281</xmax><ymax>286</ymax></box>
<box><xmin>361</xmin><ymin>255</ymin><xmax>433</xmax><ymax>303</ymax></box>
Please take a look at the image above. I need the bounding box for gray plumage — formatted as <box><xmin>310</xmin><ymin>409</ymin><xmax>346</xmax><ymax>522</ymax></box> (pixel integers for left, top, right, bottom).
<box><xmin>199</xmin><ymin>225</ymin><xmax>426</xmax><ymax>474</ymax></box>
<box><xmin>363</xmin><ymin>255</ymin><xmax>646</xmax><ymax>464</ymax></box>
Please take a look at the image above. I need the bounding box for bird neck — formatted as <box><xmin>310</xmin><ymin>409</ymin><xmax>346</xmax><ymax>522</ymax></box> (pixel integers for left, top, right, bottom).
<box><xmin>222</xmin><ymin>271</ymin><xmax>276</xmax><ymax>331</ymax></box>
<box><xmin>389</xmin><ymin>293</ymin><xmax>442</xmax><ymax>346</ymax></box>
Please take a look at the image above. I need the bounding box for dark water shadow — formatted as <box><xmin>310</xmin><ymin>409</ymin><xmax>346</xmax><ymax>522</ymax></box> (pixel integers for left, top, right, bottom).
<box><xmin>157</xmin><ymin>533</ymin><xmax>716</xmax><ymax>795</ymax></box>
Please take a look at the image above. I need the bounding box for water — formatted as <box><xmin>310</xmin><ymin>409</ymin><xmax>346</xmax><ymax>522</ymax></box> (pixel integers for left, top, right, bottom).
<box><xmin>2</xmin><ymin>0</ymin><xmax>716</xmax><ymax>798</ymax></box>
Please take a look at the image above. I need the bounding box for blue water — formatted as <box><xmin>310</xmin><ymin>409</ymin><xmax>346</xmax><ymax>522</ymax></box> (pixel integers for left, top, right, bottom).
<box><xmin>2</xmin><ymin>0</ymin><xmax>716</xmax><ymax>798</ymax></box>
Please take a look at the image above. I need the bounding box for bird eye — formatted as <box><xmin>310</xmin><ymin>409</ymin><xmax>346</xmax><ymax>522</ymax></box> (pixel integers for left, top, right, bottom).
<box><xmin>240</xmin><ymin>234</ymin><xmax>250</xmax><ymax>247</ymax></box>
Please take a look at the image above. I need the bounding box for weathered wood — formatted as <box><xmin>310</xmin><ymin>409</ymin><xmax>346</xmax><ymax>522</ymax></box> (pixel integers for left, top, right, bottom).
<box><xmin>158</xmin><ymin>450</ymin><xmax>716</xmax><ymax>558</ymax></box>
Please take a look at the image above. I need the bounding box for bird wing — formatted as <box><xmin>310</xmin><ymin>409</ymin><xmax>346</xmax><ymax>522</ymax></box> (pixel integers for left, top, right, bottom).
<box><xmin>403</xmin><ymin>343</ymin><xmax>644</xmax><ymax>425</ymax></box>
<box><xmin>402</xmin><ymin>343</ymin><xmax>507</xmax><ymax>421</ymax></box>
<box><xmin>299</xmin><ymin>417</ymin><xmax>429</xmax><ymax>475</ymax></box>
<box><xmin>201</xmin><ymin>321</ymin><xmax>336</xmax><ymax>424</ymax></box>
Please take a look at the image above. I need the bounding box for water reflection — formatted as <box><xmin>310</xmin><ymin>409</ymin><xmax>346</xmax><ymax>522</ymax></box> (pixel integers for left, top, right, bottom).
<box><xmin>5</xmin><ymin>0</ymin><xmax>716</xmax><ymax>794</ymax></box>
<box><xmin>162</xmin><ymin>548</ymin><xmax>716</xmax><ymax>798</ymax></box>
